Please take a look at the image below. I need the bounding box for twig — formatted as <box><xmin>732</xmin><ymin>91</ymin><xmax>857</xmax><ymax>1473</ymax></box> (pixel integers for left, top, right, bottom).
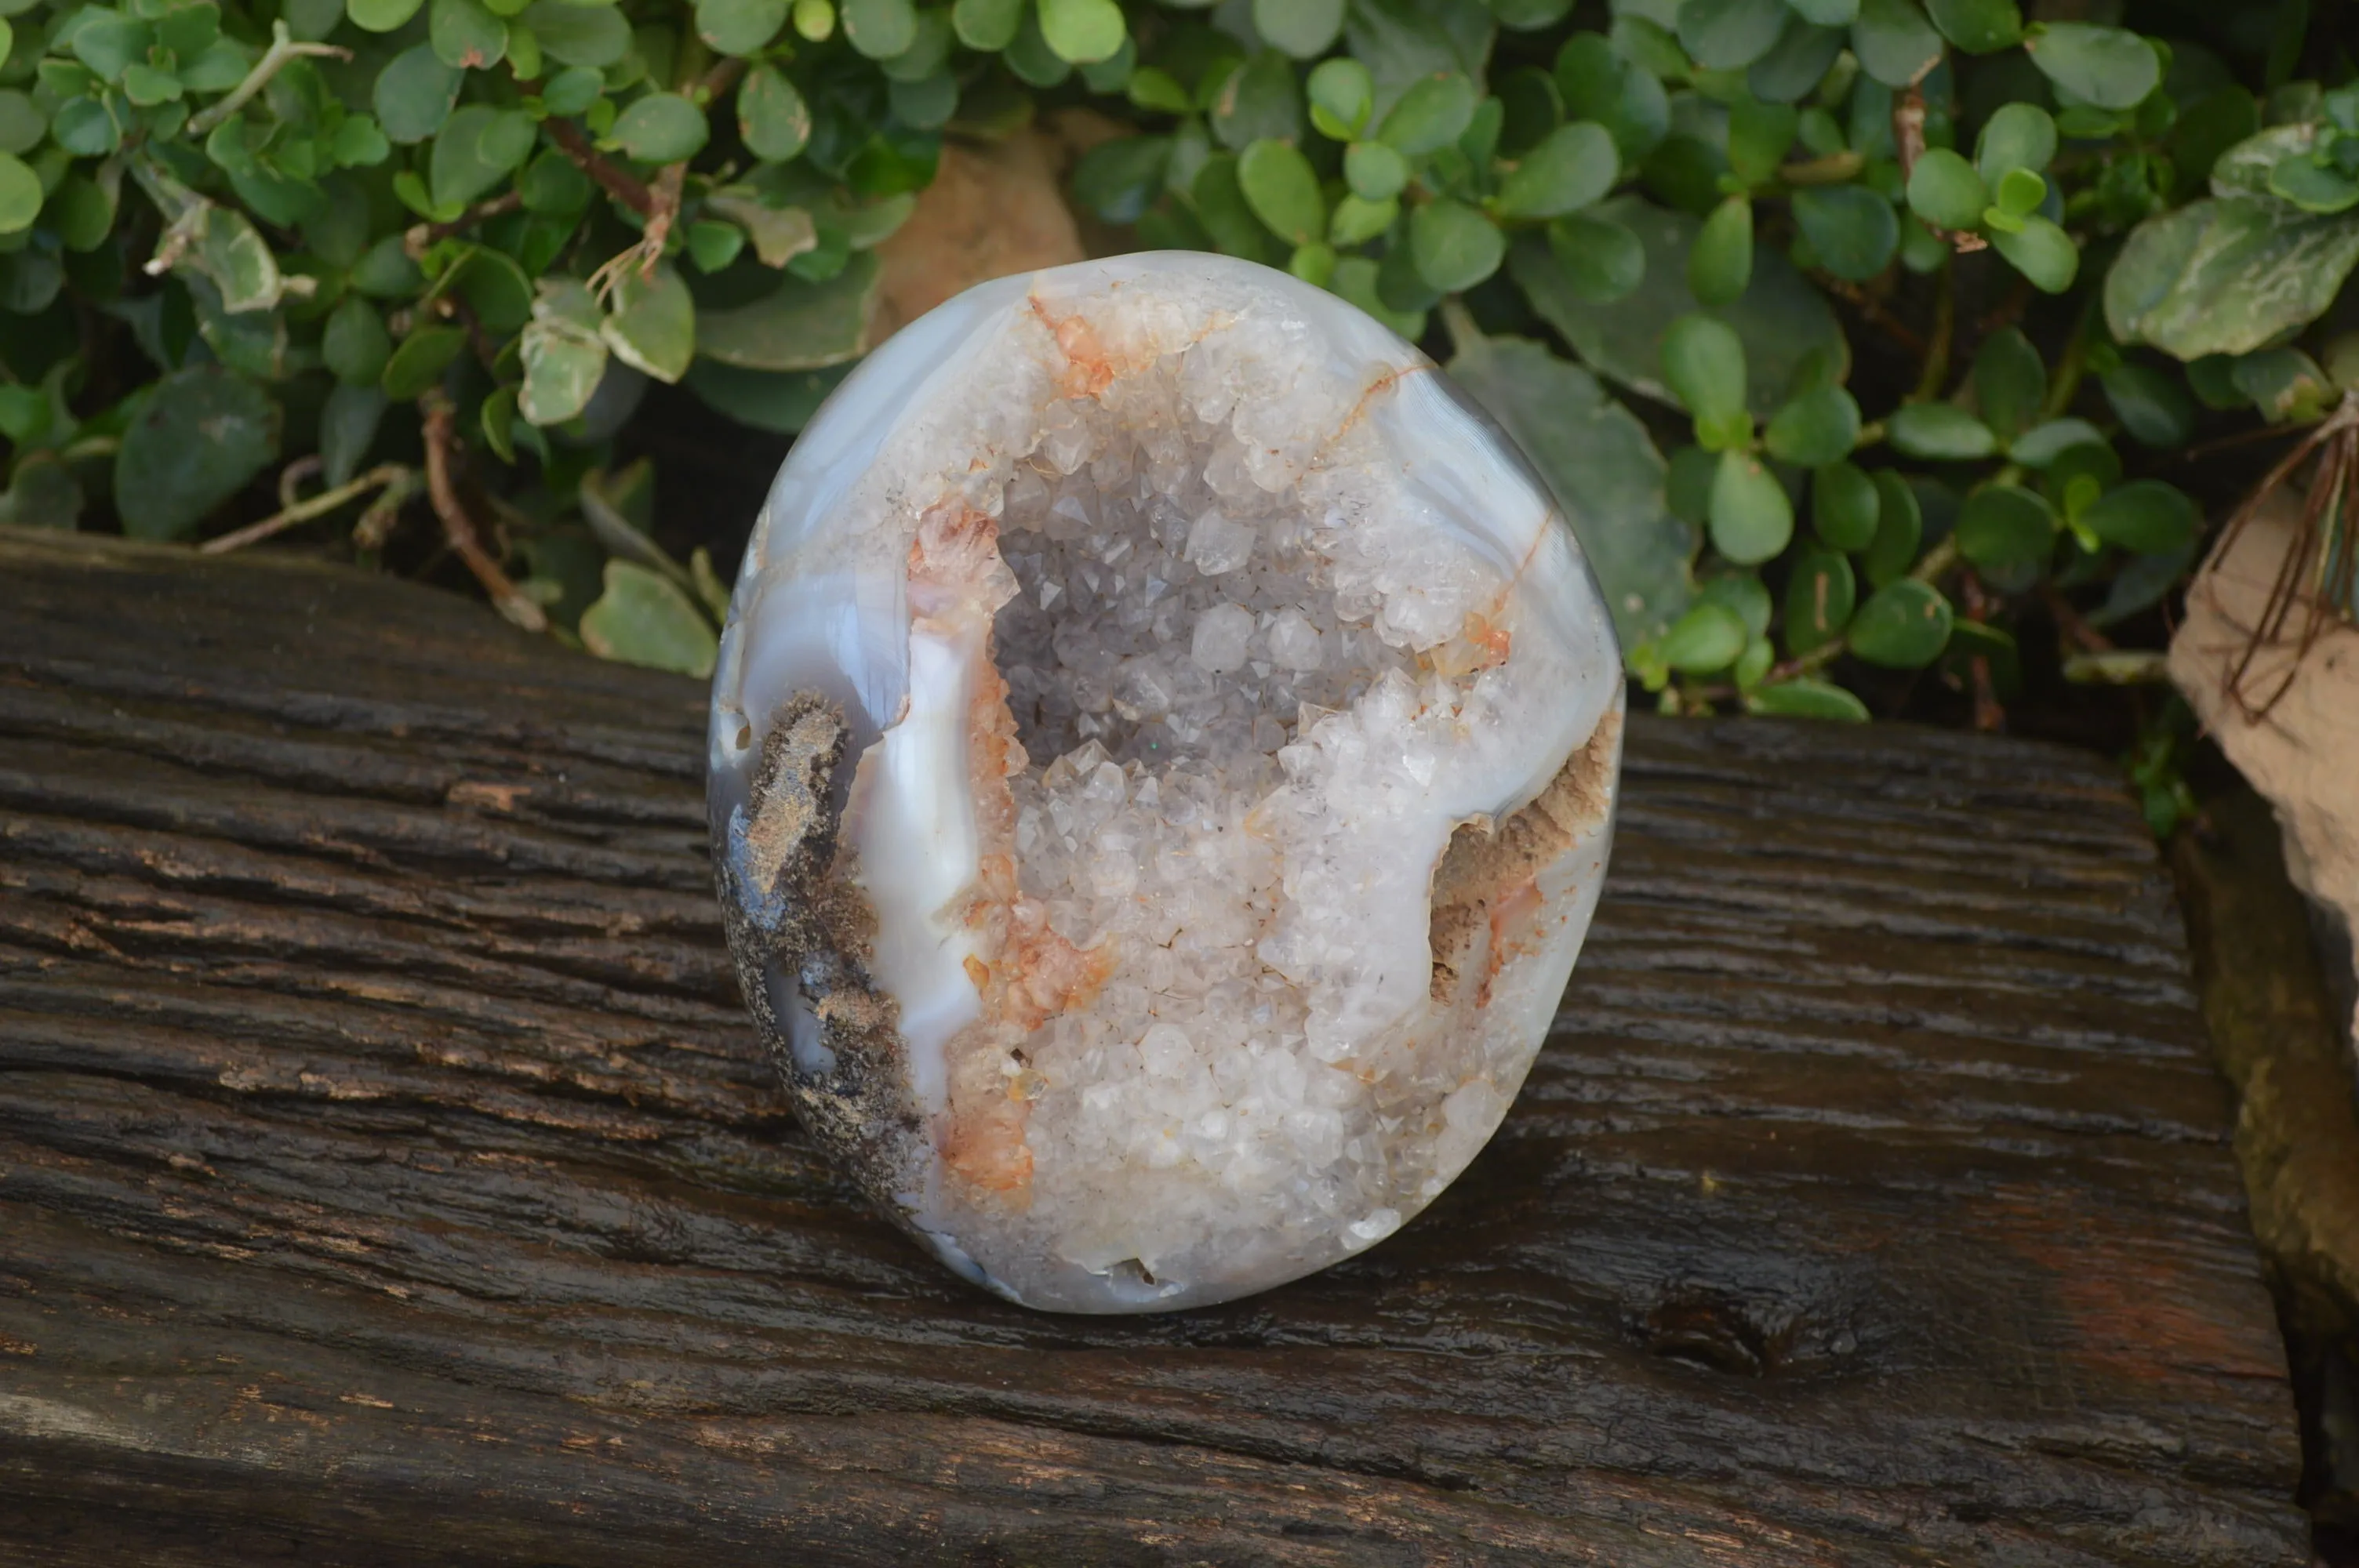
<box><xmin>2041</xmin><ymin>582</ymin><xmax>2114</xmax><ymax>655</ymax></box>
<box><xmin>1911</xmin><ymin>536</ymin><xmax>1960</xmax><ymax>585</ymax></box>
<box><xmin>2041</xmin><ymin>291</ymin><xmax>2099</xmax><ymax>420</ymax></box>
<box><xmin>1779</xmin><ymin>152</ymin><xmax>1864</xmax><ymax>187</ymax></box>
<box><xmin>639</xmin><ymin>162</ymin><xmax>686</xmax><ymax>277</ymax></box>
<box><xmin>1815</xmin><ymin>273</ymin><xmax>1925</xmax><ymax>356</ymax></box>
<box><xmin>420</xmin><ymin>393</ymin><xmax>548</xmax><ymax>633</ymax></box>
<box><xmin>405</xmin><ymin>191</ymin><xmax>525</xmax><ymax>257</ymax></box>
<box><xmin>187</xmin><ymin>21</ymin><xmax>352</xmax><ymax>136</ymax></box>
<box><xmin>697</xmin><ymin>56</ymin><xmax>747</xmax><ymax>101</ymax></box>
<box><xmin>1957</xmin><ymin>571</ymin><xmax>2004</xmax><ymax>733</ymax></box>
<box><xmin>546</xmin><ymin>119</ymin><xmax>656</xmax><ymax>216</ymax></box>
<box><xmin>1761</xmin><ymin>640</ymin><xmax>1845</xmax><ymax>685</ymax></box>
<box><xmin>200</xmin><ymin>463</ymin><xmax>413</xmax><ymax>555</ymax></box>
<box><xmin>1911</xmin><ymin>260</ymin><xmax>1954</xmax><ymax>405</ymax></box>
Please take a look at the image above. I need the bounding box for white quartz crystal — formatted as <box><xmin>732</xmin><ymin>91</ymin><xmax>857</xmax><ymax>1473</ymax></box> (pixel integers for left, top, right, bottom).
<box><xmin>709</xmin><ymin>254</ymin><xmax>1623</xmax><ymax>1312</ymax></box>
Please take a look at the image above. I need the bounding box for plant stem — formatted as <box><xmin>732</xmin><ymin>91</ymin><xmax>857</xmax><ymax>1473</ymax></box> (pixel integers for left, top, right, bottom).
<box><xmin>2042</xmin><ymin>291</ymin><xmax>2100</xmax><ymax>419</ymax></box>
<box><xmin>187</xmin><ymin>21</ymin><xmax>352</xmax><ymax>137</ymax></box>
<box><xmin>1779</xmin><ymin>151</ymin><xmax>1864</xmax><ymax>186</ymax></box>
<box><xmin>1910</xmin><ymin>260</ymin><xmax>1954</xmax><ymax>404</ymax></box>
<box><xmin>1911</xmin><ymin>536</ymin><xmax>1959</xmax><ymax>584</ymax></box>
<box><xmin>420</xmin><ymin>393</ymin><xmax>548</xmax><ymax>633</ymax></box>
<box><xmin>1763</xmin><ymin>640</ymin><xmax>1845</xmax><ymax>684</ymax></box>
<box><xmin>406</xmin><ymin>191</ymin><xmax>525</xmax><ymax>256</ymax></box>
<box><xmin>546</xmin><ymin>119</ymin><xmax>656</xmax><ymax>217</ymax></box>
<box><xmin>199</xmin><ymin>463</ymin><xmax>412</xmax><ymax>555</ymax></box>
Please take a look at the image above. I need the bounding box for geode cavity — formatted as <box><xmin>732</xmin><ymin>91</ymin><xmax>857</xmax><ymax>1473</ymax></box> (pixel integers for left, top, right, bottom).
<box><xmin>709</xmin><ymin>253</ymin><xmax>1623</xmax><ymax>1312</ymax></box>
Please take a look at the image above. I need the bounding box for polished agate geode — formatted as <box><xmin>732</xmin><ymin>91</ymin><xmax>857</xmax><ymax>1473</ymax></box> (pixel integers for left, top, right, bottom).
<box><xmin>708</xmin><ymin>253</ymin><xmax>1623</xmax><ymax>1312</ymax></box>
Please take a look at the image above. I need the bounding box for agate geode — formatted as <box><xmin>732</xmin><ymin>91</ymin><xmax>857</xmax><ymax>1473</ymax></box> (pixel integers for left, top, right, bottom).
<box><xmin>708</xmin><ymin>253</ymin><xmax>1623</xmax><ymax>1312</ymax></box>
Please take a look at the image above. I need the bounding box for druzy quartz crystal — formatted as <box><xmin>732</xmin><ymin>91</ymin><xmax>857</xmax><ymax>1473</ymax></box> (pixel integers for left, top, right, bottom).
<box><xmin>709</xmin><ymin>254</ymin><xmax>1623</xmax><ymax>1312</ymax></box>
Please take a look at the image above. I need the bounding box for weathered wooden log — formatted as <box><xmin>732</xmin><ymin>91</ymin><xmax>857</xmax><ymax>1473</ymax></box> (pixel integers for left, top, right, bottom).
<box><xmin>0</xmin><ymin>527</ymin><xmax>2308</xmax><ymax>1565</ymax></box>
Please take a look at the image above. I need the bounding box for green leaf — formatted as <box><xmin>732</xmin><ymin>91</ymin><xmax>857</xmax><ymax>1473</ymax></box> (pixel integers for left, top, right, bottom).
<box><xmin>0</xmin><ymin>92</ymin><xmax>42</xmax><ymax>157</ymax></box>
<box><xmin>1660</xmin><ymin>311</ymin><xmax>1747</xmax><ymax>435</ymax></box>
<box><xmin>431</xmin><ymin>0</ymin><xmax>507</xmax><ymax>66</ymax></box>
<box><xmin>1211</xmin><ymin>49</ymin><xmax>1303</xmax><ymax>151</ymax></box>
<box><xmin>1763</xmin><ymin>382</ymin><xmax>1859</xmax><ymax>466</ymax></box>
<box><xmin>1709</xmin><ymin>448</ymin><xmax>1792</xmax><ymax>563</ymax></box>
<box><xmin>0</xmin><ymin>454</ymin><xmax>86</xmax><ymax>530</ymax></box>
<box><xmin>523</xmin><ymin>0</ymin><xmax>631</xmax><ymax>67</ymax></box>
<box><xmin>841</xmin><ymin>0</ymin><xmax>915</xmax><ymax>57</ymax></box>
<box><xmin>685</xmin><ymin>358</ymin><xmax>848</xmax><ymax>434</ymax></box>
<box><xmin>1747</xmin><ymin>677</ymin><xmax>1868</xmax><ymax>720</ymax></box>
<box><xmin>2025</xmin><ymin>23</ymin><xmax>2157</xmax><ymax>112</ymax></box>
<box><xmin>1974</xmin><ymin>103</ymin><xmax>2054</xmax><ymax>184</ymax></box>
<box><xmin>2080</xmin><ymin>477</ymin><xmax>2197</xmax><ymax>554</ymax></box>
<box><xmin>323</xmin><ymin>296</ymin><xmax>393</xmax><ymax>384</ymax></box>
<box><xmin>2106</xmin><ymin>195</ymin><xmax>2359</xmax><ymax>359</ymax></box>
<box><xmin>1922</xmin><ymin>0</ymin><xmax>2018</xmax><ymax>53</ymax></box>
<box><xmin>696</xmin><ymin>249</ymin><xmax>879</xmax><ymax>368</ymax></box>
<box><xmin>1408</xmin><ymin>198</ymin><xmax>1504</xmax><ymax>292</ymax></box>
<box><xmin>1237</xmin><ymin>138</ymin><xmax>1325</xmax><ymax>245</ymax></box>
<box><xmin>1510</xmin><ymin>197</ymin><xmax>1845</xmax><ymax>420</ymax></box>
<box><xmin>1331</xmin><ymin>254</ymin><xmax>1424</xmax><ymax>339</ymax></box>
<box><xmin>1783</xmin><ymin>544</ymin><xmax>1856</xmax><ymax>653</ymax></box>
<box><xmin>2007</xmin><ymin>416</ymin><xmax>2106</xmax><ymax>468</ymax></box>
<box><xmin>1685</xmin><ymin>194</ymin><xmax>1751</xmax><ymax>307</ymax></box>
<box><xmin>376</xmin><ymin>47</ymin><xmax>464</xmax><ymax>147</ymax></box>
<box><xmin>1990</xmin><ymin>165</ymin><xmax>2044</xmax><ymax>217</ymax></box>
<box><xmin>114</xmin><ymin>364</ymin><xmax>279</xmax><ymax>539</ymax></box>
<box><xmin>2101</xmin><ymin>363</ymin><xmax>2194</xmax><ymax>449</ymax></box>
<box><xmin>521</xmin><ymin>279</ymin><xmax>609</xmax><ymax>425</ymax></box>
<box><xmin>1812</xmin><ymin>460</ymin><xmax>1879</xmax><ymax>550</ymax></box>
<box><xmin>1989</xmin><ymin>213</ymin><xmax>2076</xmax><ymax>292</ymax></box>
<box><xmin>1659</xmin><ymin>601</ymin><xmax>1748</xmax><ymax>671</ymax></box>
<box><xmin>1677</xmin><ymin>0</ymin><xmax>1787</xmax><ymax>70</ymax></box>
<box><xmin>1547</xmin><ymin>211</ymin><xmax>1645</xmax><ymax>303</ymax></box>
<box><xmin>1954</xmin><ymin>483</ymin><xmax>2053</xmax><ymax>568</ymax></box>
<box><xmin>50</xmin><ymin>97</ymin><xmax>123</xmax><ymax>158</ymax></box>
<box><xmin>1446</xmin><ymin>322</ymin><xmax>1694</xmax><ymax>646</ymax></box>
<box><xmin>1970</xmin><ymin>326</ymin><xmax>2043</xmax><ymax>441</ymax></box>
<box><xmin>1862</xmin><ymin>469</ymin><xmax>1919</xmax><ymax>585</ymax></box>
<box><xmin>580</xmin><ymin>560</ymin><xmax>719</xmax><ymax>676</ymax></box>
<box><xmin>697</xmin><ymin>0</ymin><xmax>785</xmax><ymax>55</ymax></box>
<box><xmin>952</xmin><ymin>0</ymin><xmax>1020</xmax><ymax>50</ymax></box>
<box><xmin>1344</xmin><ymin>140</ymin><xmax>1411</xmax><ymax>200</ymax></box>
<box><xmin>1038</xmin><ymin>0</ymin><xmax>1122</xmax><ymax>64</ymax></box>
<box><xmin>1747</xmin><ymin>17</ymin><xmax>1845</xmax><ymax>104</ymax></box>
<box><xmin>121</xmin><ymin>63</ymin><xmax>183</xmax><ymax>106</ymax></box>
<box><xmin>1849</xmin><ymin>0</ymin><xmax>1941</xmax><ymax>88</ymax></box>
<box><xmin>2270</xmin><ymin>158</ymin><xmax>2359</xmax><ymax>216</ymax></box>
<box><xmin>1848</xmin><ymin>578</ymin><xmax>1951</xmax><ymax>667</ymax></box>
<box><xmin>433</xmin><ymin>106</ymin><xmax>537</xmax><ymax>210</ymax></box>
<box><xmin>380</xmin><ymin>325</ymin><xmax>467</xmax><ymax>400</ymax></box>
<box><xmin>1494</xmin><ymin>119</ymin><xmax>1618</xmax><ymax>219</ymax></box>
<box><xmin>1886</xmin><ymin>401</ymin><xmax>1994</xmax><ymax>459</ymax></box>
<box><xmin>1554</xmin><ymin>32</ymin><xmax>1668</xmax><ymax>162</ymax></box>
<box><xmin>611</xmin><ymin>93</ymin><xmax>707</xmax><ymax>162</ymax></box>
<box><xmin>598</xmin><ymin>261</ymin><xmax>693</xmax><ymax>382</ymax></box>
<box><xmin>1345</xmin><ymin>0</ymin><xmax>1494</xmax><ymax>122</ymax></box>
<box><xmin>0</xmin><ymin>150</ymin><xmax>36</xmax><ymax>234</ymax></box>
<box><xmin>1308</xmin><ymin>57</ymin><xmax>1376</xmax><ymax>140</ymax></box>
<box><xmin>1378</xmin><ymin>71</ymin><xmax>1477</xmax><ymax>155</ymax></box>
<box><xmin>320</xmin><ymin>382</ymin><xmax>387</xmax><ymax>486</ymax></box>
<box><xmin>1073</xmin><ymin>135</ymin><xmax>1170</xmax><ymax>223</ymax></box>
<box><xmin>1905</xmin><ymin>147</ymin><xmax>1986</xmax><ymax>231</ymax></box>
<box><xmin>1329</xmin><ymin>192</ymin><xmax>1398</xmax><ymax>245</ymax></box>
<box><xmin>1790</xmin><ymin>184</ymin><xmax>1898</xmax><ymax>280</ymax></box>
<box><xmin>1256</xmin><ymin>0</ymin><xmax>1343</xmax><ymax>60</ymax></box>
<box><xmin>351</xmin><ymin>0</ymin><xmax>424</xmax><ymax>29</ymax></box>
<box><xmin>1724</xmin><ymin>97</ymin><xmax>1796</xmax><ymax>189</ymax></box>
<box><xmin>738</xmin><ymin>65</ymin><xmax>810</xmax><ymax>162</ymax></box>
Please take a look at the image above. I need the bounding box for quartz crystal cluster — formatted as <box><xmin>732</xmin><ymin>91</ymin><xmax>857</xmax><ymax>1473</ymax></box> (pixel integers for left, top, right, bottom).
<box><xmin>709</xmin><ymin>254</ymin><xmax>1623</xmax><ymax>1312</ymax></box>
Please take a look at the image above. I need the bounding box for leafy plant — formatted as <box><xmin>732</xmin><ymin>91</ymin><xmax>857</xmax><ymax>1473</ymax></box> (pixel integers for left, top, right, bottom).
<box><xmin>0</xmin><ymin>0</ymin><xmax>2353</xmax><ymax>725</ymax></box>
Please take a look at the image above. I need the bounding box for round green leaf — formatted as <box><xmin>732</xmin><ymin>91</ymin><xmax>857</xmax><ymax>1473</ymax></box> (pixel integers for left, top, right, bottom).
<box><xmin>612</xmin><ymin>92</ymin><xmax>707</xmax><ymax>162</ymax></box>
<box><xmin>602</xmin><ymin>262</ymin><xmax>695</xmax><ymax>383</ymax></box>
<box><xmin>0</xmin><ymin>150</ymin><xmax>37</xmax><ymax>234</ymax></box>
<box><xmin>1254</xmin><ymin>0</ymin><xmax>1341</xmax><ymax>60</ymax></box>
<box><xmin>350</xmin><ymin>0</ymin><xmax>425</xmax><ymax>32</ymax></box>
<box><xmin>2008</xmin><ymin>417</ymin><xmax>2106</xmax><ymax>469</ymax></box>
<box><xmin>1862</xmin><ymin>470</ymin><xmax>1921</xmax><ymax>585</ymax></box>
<box><xmin>1212</xmin><ymin>50</ymin><xmax>1303</xmax><ymax>151</ymax></box>
<box><xmin>323</xmin><ymin>296</ymin><xmax>393</xmax><ymax>385</ymax></box>
<box><xmin>1344</xmin><ymin>140</ymin><xmax>1410</xmax><ymax>201</ymax></box>
<box><xmin>2081</xmin><ymin>478</ymin><xmax>2197</xmax><ymax>554</ymax></box>
<box><xmin>1783</xmin><ymin>545</ymin><xmax>1856</xmax><ymax>654</ymax></box>
<box><xmin>2025</xmin><ymin>23</ymin><xmax>2157</xmax><ymax>112</ymax></box>
<box><xmin>1709</xmin><ymin>449</ymin><xmax>1793</xmax><ymax>564</ymax></box>
<box><xmin>1408</xmin><ymin>198</ymin><xmax>1504</xmax><ymax>293</ymax></box>
<box><xmin>375</xmin><ymin>45</ymin><xmax>464</xmax><ymax>145</ymax></box>
<box><xmin>1848</xmin><ymin>578</ymin><xmax>1953</xmax><ymax>667</ymax></box>
<box><xmin>1764</xmin><ymin>382</ymin><xmax>1860</xmax><ymax>466</ymax></box>
<box><xmin>1677</xmin><ymin>0</ymin><xmax>1787</xmax><ymax>71</ymax></box>
<box><xmin>1238</xmin><ymin>138</ymin><xmax>1324</xmax><ymax>246</ymax></box>
<box><xmin>1725</xmin><ymin>98</ymin><xmax>1797</xmax><ymax>189</ymax></box>
<box><xmin>1554</xmin><ymin>33</ymin><xmax>1668</xmax><ymax>163</ymax></box>
<box><xmin>1970</xmin><ymin>325</ymin><xmax>2044</xmax><ymax>440</ymax></box>
<box><xmin>2269</xmin><ymin>157</ymin><xmax>2359</xmax><ymax>216</ymax></box>
<box><xmin>380</xmin><ymin>325</ymin><xmax>468</xmax><ymax>401</ymax></box>
<box><xmin>698</xmin><ymin>0</ymin><xmax>785</xmax><ymax>55</ymax></box>
<box><xmin>1748</xmin><ymin>23</ymin><xmax>1845</xmax><ymax>107</ymax></box>
<box><xmin>1990</xmin><ymin>214</ymin><xmax>2077</xmax><ymax>293</ymax></box>
<box><xmin>115</xmin><ymin>365</ymin><xmax>280</xmax><ymax>540</ymax></box>
<box><xmin>1547</xmin><ymin>212</ymin><xmax>1645</xmax><ymax>303</ymax></box>
<box><xmin>432</xmin><ymin>104</ymin><xmax>536</xmax><ymax>210</ymax></box>
<box><xmin>1924</xmin><ymin>0</ymin><xmax>2019</xmax><ymax>53</ymax></box>
<box><xmin>952</xmin><ymin>0</ymin><xmax>1020</xmax><ymax>50</ymax></box>
<box><xmin>1886</xmin><ymin>401</ymin><xmax>1995</xmax><ymax>459</ymax></box>
<box><xmin>1686</xmin><ymin>194</ymin><xmax>1752</xmax><ymax>307</ymax></box>
<box><xmin>2100</xmin><ymin>362</ymin><xmax>2194</xmax><ymax>449</ymax></box>
<box><xmin>1660</xmin><ymin>312</ymin><xmax>1748</xmax><ymax>435</ymax></box>
<box><xmin>431</xmin><ymin>0</ymin><xmax>507</xmax><ymax>67</ymax></box>
<box><xmin>523</xmin><ymin>0</ymin><xmax>631</xmax><ymax>66</ymax></box>
<box><xmin>48</xmin><ymin>173</ymin><xmax>115</xmax><ymax>251</ymax></box>
<box><xmin>1954</xmin><ymin>483</ymin><xmax>2054</xmax><ymax>568</ymax></box>
<box><xmin>1072</xmin><ymin>134</ymin><xmax>1170</xmax><ymax>223</ymax></box>
<box><xmin>1696</xmin><ymin>571</ymin><xmax>1773</xmax><ymax>638</ymax></box>
<box><xmin>1659</xmin><ymin>601</ymin><xmax>1749</xmax><ymax>673</ymax></box>
<box><xmin>1974</xmin><ymin>102</ymin><xmax>2055</xmax><ymax>182</ymax></box>
<box><xmin>1329</xmin><ymin>192</ymin><xmax>1398</xmax><ymax>246</ymax></box>
<box><xmin>1850</xmin><ymin>0</ymin><xmax>1942</xmax><ymax>87</ymax></box>
<box><xmin>49</xmin><ymin>98</ymin><xmax>122</xmax><ymax>158</ymax></box>
<box><xmin>1037</xmin><ymin>0</ymin><xmax>1122</xmax><ymax>65</ymax></box>
<box><xmin>580</xmin><ymin>561</ymin><xmax>719</xmax><ymax>676</ymax></box>
<box><xmin>739</xmin><ymin>64</ymin><xmax>809</xmax><ymax>162</ymax></box>
<box><xmin>1812</xmin><ymin>460</ymin><xmax>1880</xmax><ymax>550</ymax></box>
<box><xmin>841</xmin><ymin>0</ymin><xmax>915</xmax><ymax>57</ymax></box>
<box><xmin>1747</xmin><ymin>677</ymin><xmax>1869</xmax><ymax>720</ymax></box>
<box><xmin>1791</xmin><ymin>184</ymin><xmax>1898</xmax><ymax>281</ymax></box>
<box><xmin>1905</xmin><ymin>147</ymin><xmax>1986</xmax><ymax>231</ymax></box>
<box><xmin>0</xmin><ymin>91</ymin><xmax>43</xmax><ymax>157</ymax></box>
<box><xmin>1378</xmin><ymin>71</ymin><xmax>1476</xmax><ymax>156</ymax></box>
<box><xmin>1495</xmin><ymin>120</ymin><xmax>1619</xmax><ymax>220</ymax></box>
<box><xmin>1307</xmin><ymin>57</ymin><xmax>1375</xmax><ymax>140</ymax></box>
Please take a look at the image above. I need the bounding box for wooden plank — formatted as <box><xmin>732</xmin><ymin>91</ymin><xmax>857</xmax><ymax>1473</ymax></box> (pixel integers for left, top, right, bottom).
<box><xmin>0</xmin><ymin>528</ymin><xmax>2306</xmax><ymax>1566</ymax></box>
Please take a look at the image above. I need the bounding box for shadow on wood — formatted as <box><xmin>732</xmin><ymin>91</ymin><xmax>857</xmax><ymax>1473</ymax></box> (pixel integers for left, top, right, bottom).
<box><xmin>0</xmin><ymin>528</ymin><xmax>2307</xmax><ymax>1565</ymax></box>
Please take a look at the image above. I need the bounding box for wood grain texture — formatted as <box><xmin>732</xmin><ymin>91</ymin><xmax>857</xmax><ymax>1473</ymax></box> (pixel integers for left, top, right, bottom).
<box><xmin>0</xmin><ymin>528</ymin><xmax>2306</xmax><ymax>1566</ymax></box>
